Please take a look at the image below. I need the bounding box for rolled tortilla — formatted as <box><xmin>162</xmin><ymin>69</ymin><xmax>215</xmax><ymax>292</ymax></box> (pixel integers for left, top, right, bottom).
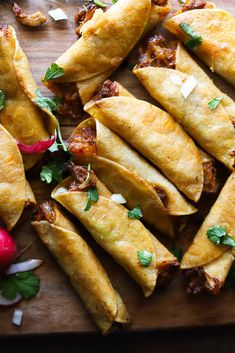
<box><xmin>185</xmin><ymin>250</ymin><xmax>234</xmax><ymax>295</ymax></box>
<box><xmin>164</xmin><ymin>3</ymin><xmax>235</xmax><ymax>86</ymax></box>
<box><xmin>0</xmin><ymin>25</ymin><xmax>57</xmax><ymax>170</ymax></box>
<box><xmin>134</xmin><ymin>46</ymin><xmax>235</xmax><ymax>170</ymax></box>
<box><xmin>68</xmin><ymin>117</ymin><xmax>197</xmax><ymax>237</ymax></box>
<box><xmin>45</xmin><ymin>0</ymin><xmax>170</xmax><ymax>105</ymax></box>
<box><xmin>52</xmin><ymin>172</ymin><xmax>178</xmax><ymax>297</ymax></box>
<box><xmin>32</xmin><ymin>201</ymin><xmax>130</xmax><ymax>334</ymax></box>
<box><xmin>84</xmin><ymin>91</ymin><xmax>204</xmax><ymax>202</ymax></box>
<box><xmin>181</xmin><ymin>172</ymin><xmax>235</xmax><ymax>270</ymax></box>
<box><xmin>0</xmin><ymin>124</ymin><xmax>36</xmax><ymax>230</ymax></box>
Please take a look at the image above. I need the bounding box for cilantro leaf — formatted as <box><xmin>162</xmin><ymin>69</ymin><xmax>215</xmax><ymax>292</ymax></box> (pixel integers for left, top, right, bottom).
<box><xmin>171</xmin><ymin>247</ymin><xmax>183</xmax><ymax>261</ymax></box>
<box><xmin>221</xmin><ymin>236</ymin><xmax>235</xmax><ymax>247</ymax></box>
<box><xmin>208</xmin><ymin>96</ymin><xmax>224</xmax><ymax>110</ymax></box>
<box><xmin>0</xmin><ymin>272</ymin><xmax>40</xmax><ymax>300</ymax></box>
<box><xmin>40</xmin><ymin>160</ymin><xmax>67</xmax><ymax>184</ymax></box>
<box><xmin>178</xmin><ymin>0</ymin><xmax>186</xmax><ymax>3</ymax></box>
<box><xmin>33</xmin><ymin>89</ymin><xmax>60</xmax><ymax>112</ymax></box>
<box><xmin>112</xmin><ymin>0</ymin><xmax>118</xmax><ymax>3</ymax></box>
<box><xmin>179</xmin><ymin>23</ymin><xmax>202</xmax><ymax>50</ymax></box>
<box><xmin>0</xmin><ymin>90</ymin><xmax>5</xmax><ymax>110</ymax></box>
<box><xmin>207</xmin><ymin>225</ymin><xmax>235</xmax><ymax>248</ymax></box>
<box><xmin>128</xmin><ymin>206</ymin><xmax>142</xmax><ymax>220</ymax></box>
<box><xmin>137</xmin><ymin>250</ymin><xmax>153</xmax><ymax>267</ymax></box>
<box><xmin>43</xmin><ymin>63</ymin><xmax>64</xmax><ymax>82</ymax></box>
<box><xmin>84</xmin><ymin>186</ymin><xmax>99</xmax><ymax>211</ymax></box>
<box><xmin>94</xmin><ymin>0</ymin><xmax>106</xmax><ymax>7</ymax></box>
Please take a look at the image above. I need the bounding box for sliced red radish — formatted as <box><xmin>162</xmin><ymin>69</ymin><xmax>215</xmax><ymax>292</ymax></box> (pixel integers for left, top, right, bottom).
<box><xmin>17</xmin><ymin>135</ymin><xmax>56</xmax><ymax>154</ymax></box>
<box><xmin>0</xmin><ymin>292</ymin><xmax>22</xmax><ymax>307</ymax></box>
<box><xmin>0</xmin><ymin>228</ymin><xmax>17</xmax><ymax>273</ymax></box>
<box><xmin>6</xmin><ymin>259</ymin><xmax>43</xmax><ymax>275</ymax></box>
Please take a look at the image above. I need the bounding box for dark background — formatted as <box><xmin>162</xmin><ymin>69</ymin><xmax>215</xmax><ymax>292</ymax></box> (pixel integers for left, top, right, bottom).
<box><xmin>2</xmin><ymin>327</ymin><xmax>235</xmax><ymax>353</ymax></box>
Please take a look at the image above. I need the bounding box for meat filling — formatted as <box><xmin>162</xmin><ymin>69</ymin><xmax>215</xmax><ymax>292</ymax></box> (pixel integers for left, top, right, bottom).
<box><xmin>68</xmin><ymin>126</ymin><xmax>97</xmax><ymax>157</ymax></box>
<box><xmin>203</xmin><ymin>162</ymin><xmax>219</xmax><ymax>194</ymax></box>
<box><xmin>74</xmin><ymin>4</ymin><xmax>97</xmax><ymax>36</ymax></box>
<box><xmin>68</xmin><ymin>162</ymin><xmax>96</xmax><ymax>191</ymax></box>
<box><xmin>137</xmin><ymin>34</ymin><xmax>176</xmax><ymax>69</ymax></box>
<box><xmin>96</xmin><ymin>80</ymin><xmax>119</xmax><ymax>101</ymax></box>
<box><xmin>185</xmin><ymin>268</ymin><xmax>221</xmax><ymax>295</ymax></box>
<box><xmin>176</xmin><ymin>0</ymin><xmax>215</xmax><ymax>15</ymax></box>
<box><xmin>12</xmin><ymin>2</ymin><xmax>47</xmax><ymax>27</ymax></box>
<box><xmin>157</xmin><ymin>261</ymin><xmax>179</xmax><ymax>287</ymax></box>
<box><xmin>33</xmin><ymin>201</ymin><xmax>56</xmax><ymax>223</ymax></box>
<box><xmin>51</xmin><ymin>83</ymin><xmax>83</xmax><ymax>119</ymax></box>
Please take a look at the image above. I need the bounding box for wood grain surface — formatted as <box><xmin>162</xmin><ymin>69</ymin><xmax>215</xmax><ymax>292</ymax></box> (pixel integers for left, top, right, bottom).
<box><xmin>0</xmin><ymin>0</ymin><xmax>235</xmax><ymax>336</ymax></box>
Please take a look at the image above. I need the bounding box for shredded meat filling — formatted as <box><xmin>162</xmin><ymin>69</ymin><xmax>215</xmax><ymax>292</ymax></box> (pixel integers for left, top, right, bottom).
<box><xmin>157</xmin><ymin>261</ymin><xmax>179</xmax><ymax>287</ymax></box>
<box><xmin>68</xmin><ymin>162</ymin><xmax>96</xmax><ymax>191</ymax></box>
<box><xmin>185</xmin><ymin>268</ymin><xmax>221</xmax><ymax>295</ymax></box>
<box><xmin>152</xmin><ymin>0</ymin><xmax>168</xmax><ymax>5</ymax></box>
<box><xmin>96</xmin><ymin>80</ymin><xmax>119</xmax><ymax>101</ymax></box>
<box><xmin>203</xmin><ymin>162</ymin><xmax>219</xmax><ymax>193</ymax></box>
<box><xmin>176</xmin><ymin>0</ymin><xmax>215</xmax><ymax>14</ymax></box>
<box><xmin>68</xmin><ymin>127</ymin><xmax>97</xmax><ymax>158</ymax></box>
<box><xmin>137</xmin><ymin>34</ymin><xmax>176</xmax><ymax>69</ymax></box>
<box><xmin>55</xmin><ymin>83</ymin><xmax>83</xmax><ymax>119</ymax></box>
<box><xmin>12</xmin><ymin>3</ymin><xmax>47</xmax><ymax>27</ymax></box>
<box><xmin>74</xmin><ymin>4</ymin><xmax>97</xmax><ymax>36</ymax></box>
<box><xmin>33</xmin><ymin>201</ymin><xmax>56</xmax><ymax>223</ymax></box>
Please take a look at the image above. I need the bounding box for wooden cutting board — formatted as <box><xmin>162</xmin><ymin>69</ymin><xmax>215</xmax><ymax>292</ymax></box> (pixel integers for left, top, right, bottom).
<box><xmin>0</xmin><ymin>0</ymin><xmax>235</xmax><ymax>336</ymax></box>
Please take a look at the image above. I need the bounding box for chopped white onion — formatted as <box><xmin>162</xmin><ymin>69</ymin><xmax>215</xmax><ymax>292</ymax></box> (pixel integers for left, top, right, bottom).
<box><xmin>111</xmin><ymin>194</ymin><xmax>127</xmax><ymax>204</ymax></box>
<box><xmin>0</xmin><ymin>293</ymin><xmax>22</xmax><ymax>307</ymax></box>
<box><xmin>181</xmin><ymin>76</ymin><xmax>197</xmax><ymax>99</ymax></box>
<box><xmin>54</xmin><ymin>187</ymin><xmax>68</xmax><ymax>196</ymax></box>
<box><xmin>48</xmin><ymin>8</ymin><xmax>67</xmax><ymax>21</ymax></box>
<box><xmin>6</xmin><ymin>259</ymin><xmax>43</xmax><ymax>275</ymax></box>
<box><xmin>170</xmin><ymin>74</ymin><xmax>182</xmax><ymax>86</ymax></box>
<box><xmin>12</xmin><ymin>309</ymin><xmax>23</xmax><ymax>326</ymax></box>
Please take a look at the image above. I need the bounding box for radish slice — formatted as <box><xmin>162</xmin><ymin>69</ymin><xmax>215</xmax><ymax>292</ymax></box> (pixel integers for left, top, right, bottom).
<box><xmin>12</xmin><ymin>309</ymin><xmax>23</xmax><ymax>326</ymax></box>
<box><xmin>6</xmin><ymin>259</ymin><xmax>43</xmax><ymax>275</ymax></box>
<box><xmin>0</xmin><ymin>292</ymin><xmax>22</xmax><ymax>307</ymax></box>
<box><xmin>17</xmin><ymin>135</ymin><xmax>56</xmax><ymax>154</ymax></box>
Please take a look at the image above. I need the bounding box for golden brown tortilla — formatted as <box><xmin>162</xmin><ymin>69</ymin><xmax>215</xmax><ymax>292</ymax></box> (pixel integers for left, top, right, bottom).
<box><xmin>164</xmin><ymin>7</ymin><xmax>235</xmax><ymax>86</ymax></box>
<box><xmin>0</xmin><ymin>124</ymin><xmax>35</xmax><ymax>230</ymax></box>
<box><xmin>0</xmin><ymin>25</ymin><xmax>57</xmax><ymax>170</ymax></box>
<box><xmin>84</xmin><ymin>95</ymin><xmax>204</xmax><ymax>202</ymax></box>
<box><xmin>32</xmin><ymin>201</ymin><xmax>130</xmax><ymax>334</ymax></box>
<box><xmin>52</xmin><ymin>175</ymin><xmax>178</xmax><ymax>297</ymax></box>
<box><xmin>181</xmin><ymin>172</ymin><xmax>235</xmax><ymax>269</ymax></box>
<box><xmin>46</xmin><ymin>0</ymin><xmax>170</xmax><ymax>104</ymax></box>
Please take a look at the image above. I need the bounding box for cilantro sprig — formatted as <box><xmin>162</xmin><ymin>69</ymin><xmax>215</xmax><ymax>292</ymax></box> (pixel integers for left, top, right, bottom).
<box><xmin>0</xmin><ymin>272</ymin><xmax>40</xmax><ymax>300</ymax></box>
<box><xmin>43</xmin><ymin>63</ymin><xmax>64</xmax><ymax>82</ymax></box>
<box><xmin>0</xmin><ymin>90</ymin><xmax>5</xmax><ymax>110</ymax></box>
<box><xmin>207</xmin><ymin>225</ymin><xmax>235</xmax><ymax>247</ymax></box>
<box><xmin>208</xmin><ymin>96</ymin><xmax>224</xmax><ymax>110</ymax></box>
<box><xmin>40</xmin><ymin>159</ymin><xmax>68</xmax><ymax>184</ymax></box>
<box><xmin>179</xmin><ymin>23</ymin><xmax>203</xmax><ymax>50</ymax></box>
<box><xmin>84</xmin><ymin>186</ymin><xmax>99</xmax><ymax>211</ymax></box>
<box><xmin>33</xmin><ymin>89</ymin><xmax>61</xmax><ymax>112</ymax></box>
<box><xmin>128</xmin><ymin>206</ymin><xmax>143</xmax><ymax>220</ymax></box>
<box><xmin>137</xmin><ymin>250</ymin><xmax>153</xmax><ymax>267</ymax></box>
